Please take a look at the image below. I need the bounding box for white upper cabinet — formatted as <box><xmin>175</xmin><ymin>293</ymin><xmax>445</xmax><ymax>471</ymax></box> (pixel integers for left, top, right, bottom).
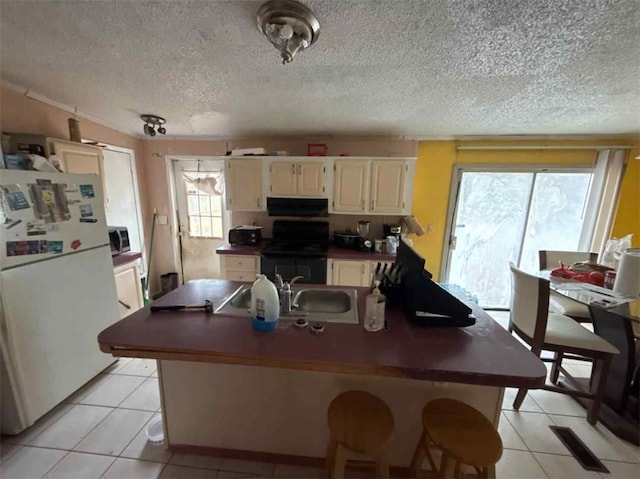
<box><xmin>297</xmin><ymin>161</ymin><xmax>325</xmax><ymax>196</ymax></box>
<box><xmin>370</xmin><ymin>160</ymin><xmax>407</xmax><ymax>214</ymax></box>
<box><xmin>333</xmin><ymin>158</ymin><xmax>411</xmax><ymax>214</ymax></box>
<box><xmin>270</xmin><ymin>161</ymin><xmax>298</xmax><ymax>196</ymax></box>
<box><xmin>51</xmin><ymin>140</ymin><xmax>103</xmax><ymax>176</ymax></box>
<box><xmin>333</xmin><ymin>160</ymin><xmax>369</xmax><ymax>212</ymax></box>
<box><xmin>269</xmin><ymin>160</ymin><xmax>325</xmax><ymax>197</ymax></box>
<box><xmin>226</xmin><ymin>158</ymin><xmax>263</xmax><ymax>211</ymax></box>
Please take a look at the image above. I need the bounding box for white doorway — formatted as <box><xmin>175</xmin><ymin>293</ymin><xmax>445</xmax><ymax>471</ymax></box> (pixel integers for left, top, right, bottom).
<box><xmin>102</xmin><ymin>146</ymin><xmax>146</xmax><ymax>274</ymax></box>
<box><xmin>172</xmin><ymin>158</ymin><xmax>229</xmax><ymax>282</ymax></box>
<box><xmin>442</xmin><ymin>167</ymin><xmax>595</xmax><ymax>308</ymax></box>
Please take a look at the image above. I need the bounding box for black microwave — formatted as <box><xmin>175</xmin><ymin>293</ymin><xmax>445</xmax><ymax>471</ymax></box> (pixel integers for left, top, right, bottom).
<box><xmin>108</xmin><ymin>226</ymin><xmax>131</xmax><ymax>256</ymax></box>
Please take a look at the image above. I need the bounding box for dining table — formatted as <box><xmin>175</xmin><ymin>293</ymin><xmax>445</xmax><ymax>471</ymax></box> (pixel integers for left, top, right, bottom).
<box><xmin>544</xmin><ymin>272</ymin><xmax>639</xmax><ymax>445</ymax></box>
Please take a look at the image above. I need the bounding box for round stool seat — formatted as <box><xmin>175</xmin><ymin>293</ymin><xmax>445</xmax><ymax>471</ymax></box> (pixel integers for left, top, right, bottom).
<box><xmin>422</xmin><ymin>398</ymin><xmax>502</xmax><ymax>468</ymax></box>
<box><xmin>328</xmin><ymin>390</ymin><xmax>394</xmax><ymax>454</ymax></box>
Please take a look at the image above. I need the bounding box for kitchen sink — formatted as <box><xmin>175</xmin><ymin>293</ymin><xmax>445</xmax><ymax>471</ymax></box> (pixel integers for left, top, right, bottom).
<box><xmin>229</xmin><ymin>287</ymin><xmax>252</xmax><ymax>309</ymax></box>
<box><xmin>215</xmin><ymin>286</ymin><xmax>359</xmax><ymax>324</ymax></box>
<box><xmin>293</xmin><ymin>289</ymin><xmax>351</xmax><ymax>313</ymax></box>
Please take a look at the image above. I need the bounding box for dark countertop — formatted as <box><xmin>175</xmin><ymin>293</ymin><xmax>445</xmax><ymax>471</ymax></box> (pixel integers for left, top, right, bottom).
<box><xmin>112</xmin><ymin>252</ymin><xmax>142</xmax><ymax>268</ymax></box>
<box><xmin>216</xmin><ymin>243</ymin><xmax>397</xmax><ymax>262</ymax></box>
<box><xmin>98</xmin><ymin>280</ymin><xmax>546</xmax><ymax>388</ymax></box>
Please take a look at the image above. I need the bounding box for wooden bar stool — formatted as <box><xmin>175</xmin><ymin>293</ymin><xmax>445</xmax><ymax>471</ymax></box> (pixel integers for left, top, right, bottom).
<box><xmin>410</xmin><ymin>398</ymin><xmax>502</xmax><ymax>479</ymax></box>
<box><xmin>326</xmin><ymin>390</ymin><xmax>394</xmax><ymax>479</ymax></box>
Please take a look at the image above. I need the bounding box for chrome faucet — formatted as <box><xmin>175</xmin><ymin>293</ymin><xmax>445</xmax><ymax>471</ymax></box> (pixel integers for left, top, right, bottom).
<box><xmin>275</xmin><ymin>275</ymin><xmax>304</xmax><ymax>314</ymax></box>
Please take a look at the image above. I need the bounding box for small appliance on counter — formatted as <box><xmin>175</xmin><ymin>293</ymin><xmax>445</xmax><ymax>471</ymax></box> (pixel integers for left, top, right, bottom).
<box><xmin>357</xmin><ymin>220</ymin><xmax>373</xmax><ymax>252</ymax></box>
<box><xmin>383</xmin><ymin>224</ymin><xmax>402</xmax><ymax>240</ymax></box>
<box><xmin>228</xmin><ymin>225</ymin><xmax>263</xmax><ymax>246</ymax></box>
<box><xmin>108</xmin><ymin>226</ymin><xmax>131</xmax><ymax>256</ymax></box>
<box><xmin>333</xmin><ymin>229</ymin><xmax>360</xmax><ymax>249</ymax></box>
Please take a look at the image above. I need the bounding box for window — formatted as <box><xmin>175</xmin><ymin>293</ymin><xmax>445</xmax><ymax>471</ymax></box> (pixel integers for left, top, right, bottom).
<box><xmin>184</xmin><ymin>175</ymin><xmax>223</xmax><ymax>239</ymax></box>
<box><xmin>444</xmin><ymin>169</ymin><xmax>594</xmax><ymax>308</ymax></box>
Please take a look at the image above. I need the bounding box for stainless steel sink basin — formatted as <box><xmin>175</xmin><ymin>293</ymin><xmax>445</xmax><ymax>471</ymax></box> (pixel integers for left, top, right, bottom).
<box><xmin>215</xmin><ymin>286</ymin><xmax>359</xmax><ymax>324</ymax></box>
<box><xmin>293</xmin><ymin>289</ymin><xmax>351</xmax><ymax>313</ymax></box>
<box><xmin>229</xmin><ymin>287</ymin><xmax>252</xmax><ymax>309</ymax></box>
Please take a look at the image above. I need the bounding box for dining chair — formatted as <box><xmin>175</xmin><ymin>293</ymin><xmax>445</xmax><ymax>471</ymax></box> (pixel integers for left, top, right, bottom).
<box><xmin>539</xmin><ymin>250</ymin><xmax>598</xmax><ymax>322</ymax></box>
<box><xmin>508</xmin><ymin>263</ymin><xmax>618</xmax><ymax>425</ymax></box>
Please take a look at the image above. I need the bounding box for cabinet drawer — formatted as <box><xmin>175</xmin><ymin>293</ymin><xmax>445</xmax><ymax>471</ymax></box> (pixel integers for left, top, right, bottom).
<box><xmin>226</xmin><ymin>270</ymin><xmax>258</xmax><ymax>282</ymax></box>
<box><xmin>224</xmin><ymin>255</ymin><xmax>258</xmax><ymax>271</ymax></box>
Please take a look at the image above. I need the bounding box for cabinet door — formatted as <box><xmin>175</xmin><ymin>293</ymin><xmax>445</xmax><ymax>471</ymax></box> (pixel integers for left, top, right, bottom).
<box><xmin>270</xmin><ymin>161</ymin><xmax>298</xmax><ymax>196</ymax></box>
<box><xmin>370</xmin><ymin>160</ymin><xmax>406</xmax><ymax>214</ymax></box>
<box><xmin>227</xmin><ymin>159</ymin><xmax>263</xmax><ymax>210</ymax></box>
<box><xmin>331</xmin><ymin>260</ymin><xmax>369</xmax><ymax>287</ymax></box>
<box><xmin>114</xmin><ymin>263</ymin><xmax>143</xmax><ymax>319</ymax></box>
<box><xmin>333</xmin><ymin>160</ymin><xmax>368</xmax><ymax>212</ymax></box>
<box><xmin>52</xmin><ymin>140</ymin><xmax>103</xmax><ymax>175</ymax></box>
<box><xmin>297</xmin><ymin>161</ymin><xmax>325</xmax><ymax>197</ymax></box>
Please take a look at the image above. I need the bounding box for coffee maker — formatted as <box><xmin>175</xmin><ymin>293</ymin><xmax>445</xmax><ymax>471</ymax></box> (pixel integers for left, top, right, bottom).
<box><xmin>383</xmin><ymin>224</ymin><xmax>402</xmax><ymax>240</ymax></box>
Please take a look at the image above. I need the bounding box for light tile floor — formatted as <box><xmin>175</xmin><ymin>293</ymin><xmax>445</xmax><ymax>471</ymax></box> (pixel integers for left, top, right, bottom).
<box><xmin>1</xmin><ymin>315</ymin><xmax>638</xmax><ymax>478</ymax></box>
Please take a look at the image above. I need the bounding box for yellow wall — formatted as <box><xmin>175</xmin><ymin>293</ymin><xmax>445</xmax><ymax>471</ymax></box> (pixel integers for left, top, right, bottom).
<box><xmin>411</xmin><ymin>140</ymin><xmax>638</xmax><ymax>280</ymax></box>
<box><xmin>611</xmin><ymin>145</ymin><xmax>640</xmax><ymax>247</ymax></box>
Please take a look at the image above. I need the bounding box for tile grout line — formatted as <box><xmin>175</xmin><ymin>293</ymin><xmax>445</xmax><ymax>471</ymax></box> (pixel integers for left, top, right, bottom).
<box><xmin>502</xmin><ymin>408</ymin><xmax>537</xmax><ymax>456</ymax></box>
<box><xmin>117</xmin><ymin>412</ymin><xmax>173</xmax><ymax>465</ymax></box>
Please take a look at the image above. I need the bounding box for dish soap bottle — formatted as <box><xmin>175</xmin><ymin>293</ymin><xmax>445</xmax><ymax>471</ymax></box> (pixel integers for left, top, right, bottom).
<box><xmin>250</xmin><ymin>274</ymin><xmax>280</xmax><ymax>331</ymax></box>
<box><xmin>364</xmin><ymin>281</ymin><xmax>386</xmax><ymax>332</ymax></box>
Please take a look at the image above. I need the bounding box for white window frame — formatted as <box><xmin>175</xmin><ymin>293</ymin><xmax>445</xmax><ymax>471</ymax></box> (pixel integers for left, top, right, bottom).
<box><xmin>440</xmin><ymin>163</ymin><xmax>596</xmax><ymax>284</ymax></box>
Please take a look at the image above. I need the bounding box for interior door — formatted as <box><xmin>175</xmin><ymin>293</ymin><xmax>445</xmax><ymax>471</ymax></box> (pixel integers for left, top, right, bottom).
<box><xmin>270</xmin><ymin>161</ymin><xmax>297</xmax><ymax>196</ymax></box>
<box><xmin>443</xmin><ymin>169</ymin><xmax>594</xmax><ymax>308</ymax></box>
<box><xmin>333</xmin><ymin>160</ymin><xmax>368</xmax><ymax>212</ymax></box>
<box><xmin>297</xmin><ymin>161</ymin><xmax>325</xmax><ymax>197</ymax></box>
<box><xmin>173</xmin><ymin>159</ymin><xmax>229</xmax><ymax>282</ymax></box>
<box><xmin>370</xmin><ymin>160</ymin><xmax>406</xmax><ymax>213</ymax></box>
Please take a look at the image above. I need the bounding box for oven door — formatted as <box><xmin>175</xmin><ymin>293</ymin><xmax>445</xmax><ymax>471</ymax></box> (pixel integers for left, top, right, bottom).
<box><xmin>261</xmin><ymin>255</ymin><xmax>326</xmax><ymax>285</ymax></box>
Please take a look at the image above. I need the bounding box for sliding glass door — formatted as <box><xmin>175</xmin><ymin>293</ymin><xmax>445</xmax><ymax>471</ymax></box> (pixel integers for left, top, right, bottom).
<box><xmin>443</xmin><ymin>168</ymin><xmax>593</xmax><ymax>308</ymax></box>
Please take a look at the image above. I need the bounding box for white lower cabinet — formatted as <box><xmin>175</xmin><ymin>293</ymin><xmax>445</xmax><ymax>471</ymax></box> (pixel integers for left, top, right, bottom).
<box><xmin>113</xmin><ymin>262</ymin><xmax>144</xmax><ymax>319</ymax></box>
<box><xmin>220</xmin><ymin>255</ymin><xmax>259</xmax><ymax>281</ymax></box>
<box><xmin>328</xmin><ymin>259</ymin><xmax>371</xmax><ymax>287</ymax></box>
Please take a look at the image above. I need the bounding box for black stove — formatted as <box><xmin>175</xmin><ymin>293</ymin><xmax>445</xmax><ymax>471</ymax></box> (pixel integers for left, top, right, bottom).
<box><xmin>261</xmin><ymin>221</ymin><xmax>329</xmax><ymax>284</ymax></box>
<box><xmin>261</xmin><ymin>241</ymin><xmax>328</xmax><ymax>257</ymax></box>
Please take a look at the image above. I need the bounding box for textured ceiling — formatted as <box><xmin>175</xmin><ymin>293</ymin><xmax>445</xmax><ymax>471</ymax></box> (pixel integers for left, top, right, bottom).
<box><xmin>1</xmin><ymin>0</ymin><xmax>639</xmax><ymax>138</ymax></box>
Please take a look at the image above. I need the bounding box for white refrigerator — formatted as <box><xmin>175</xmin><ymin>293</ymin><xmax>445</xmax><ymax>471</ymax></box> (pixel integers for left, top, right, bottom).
<box><xmin>0</xmin><ymin>170</ymin><xmax>120</xmax><ymax>434</ymax></box>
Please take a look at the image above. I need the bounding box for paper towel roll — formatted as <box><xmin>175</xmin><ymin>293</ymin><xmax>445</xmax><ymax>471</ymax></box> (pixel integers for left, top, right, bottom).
<box><xmin>613</xmin><ymin>248</ymin><xmax>640</xmax><ymax>298</ymax></box>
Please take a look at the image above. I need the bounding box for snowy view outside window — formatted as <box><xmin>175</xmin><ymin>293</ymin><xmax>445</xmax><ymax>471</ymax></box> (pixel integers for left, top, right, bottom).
<box><xmin>446</xmin><ymin>171</ymin><xmax>592</xmax><ymax>308</ymax></box>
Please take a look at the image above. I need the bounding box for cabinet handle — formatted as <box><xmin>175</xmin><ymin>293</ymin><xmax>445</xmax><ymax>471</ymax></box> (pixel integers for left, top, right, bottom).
<box><xmin>257</xmin><ymin>198</ymin><xmax>261</xmax><ymax>208</ymax></box>
<box><xmin>292</xmin><ymin>164</ymin><xmax>295</xmax><ymax>174</ymax></box>
<box><xmin>298</xmin><ymin>164</ymin><xmax>301</xmax><ymax>174</ymax></box>
<box><xmin>361</xmin><ymin>199</ymin><xmax>365</xmax><ymax>210</ymax></box>
<box><xmin>361</xmin><ymin>264</ymin><xmax>365</xmax><ymax>274</ymax></box>
<box><xmin>118</xmin><ymin>299</ymin><xmax>131</xmax><ymax>309</ymax></box>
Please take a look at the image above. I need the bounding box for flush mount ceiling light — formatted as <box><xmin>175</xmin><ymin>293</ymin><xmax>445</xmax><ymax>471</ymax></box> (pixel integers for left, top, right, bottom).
<box><xmin>257</xmin><ymin>0</ymin><xmax>320</xmax><ymax>65</ymax></box>
<box><xmin>140</xmin><ymin>114</ymin><xmax>166</xmax><ymax>137</ymax></box>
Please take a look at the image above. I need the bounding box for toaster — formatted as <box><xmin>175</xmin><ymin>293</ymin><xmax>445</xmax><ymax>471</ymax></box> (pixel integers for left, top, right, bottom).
<box><xmin>228</xmin><ymin>226</ymin><xmax>262</xmax><ymax>246</ymax></box>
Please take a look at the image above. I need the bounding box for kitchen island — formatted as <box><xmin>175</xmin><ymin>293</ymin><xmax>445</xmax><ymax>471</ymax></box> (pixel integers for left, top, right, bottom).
<box><xmin>98</xmin><ymin>280</ymin><xmax>546</xmax><ymax>467</ymax></box>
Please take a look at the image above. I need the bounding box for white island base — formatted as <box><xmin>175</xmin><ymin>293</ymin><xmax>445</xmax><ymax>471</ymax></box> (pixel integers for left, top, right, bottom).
<box><xmin>157</xmin><ymin>360</ymin><xmax>504</xmax><ymax>468</ymax></box>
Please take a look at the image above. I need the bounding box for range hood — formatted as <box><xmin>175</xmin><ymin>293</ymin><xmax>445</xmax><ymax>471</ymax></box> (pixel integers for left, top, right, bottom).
<box><xmin>267</xmin><ymin>197</ymin><xmax>328</xmax><ymax>217</ymax></box>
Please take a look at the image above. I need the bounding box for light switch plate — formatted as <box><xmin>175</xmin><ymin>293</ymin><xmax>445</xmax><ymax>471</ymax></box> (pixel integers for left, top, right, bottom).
<box><xmin>156</xmin><ymin>215</ymin><xmax>168</xmax><ymax>225</ymax></box>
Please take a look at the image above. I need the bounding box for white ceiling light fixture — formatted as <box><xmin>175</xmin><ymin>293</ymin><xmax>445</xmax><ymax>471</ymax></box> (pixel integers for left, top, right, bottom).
<box><xmin>257</xmin><ymin>0</ymin><xmax>320</xmax><ymax>65</ymax></box>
